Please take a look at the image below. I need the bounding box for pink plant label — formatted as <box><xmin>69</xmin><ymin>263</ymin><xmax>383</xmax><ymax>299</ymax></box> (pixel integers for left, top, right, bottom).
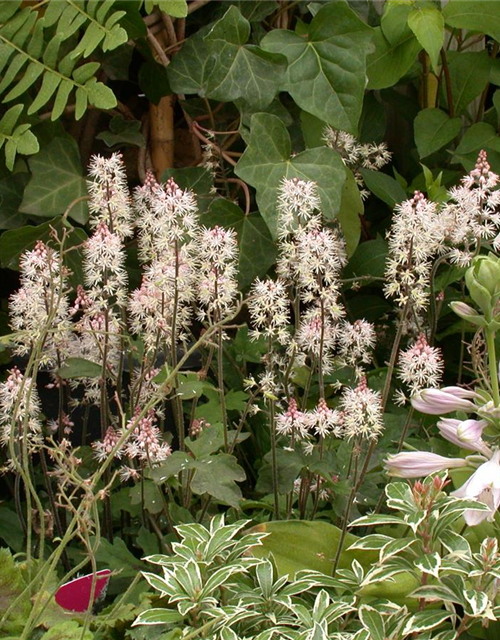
<box><xmin>55</xmin><ymin>569</ymin><xmax>111</xmax><ymax>612</ymax></box>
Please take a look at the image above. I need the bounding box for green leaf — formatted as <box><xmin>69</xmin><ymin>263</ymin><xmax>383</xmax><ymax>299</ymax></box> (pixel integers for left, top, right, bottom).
<box><xmin>40</xmin><ymin>621</ymin><xmax>92</xmax><ymax>640</ymax></box>
<box><xmin>20</xmin><ymin>136</ymin><xmax>88</xmax><ymax>224</ymax></box>
<box><xmin>203</xmin><ymin>6</ymin><xmax>286</xmax><ymax>109</ymax></box>
<box><xmin>58</xmin><ymin>357</ymin><xmax>102</xmax><ymax>379</ymax></box>
<box><xmin>337</xmin><ymin>169</ymin><xmax>363</xmax><ymax>256</ymax></box>
<box><xmin>261</xmin><ymin>1</ymin><xmax>373</xmax><ymax>133</ymax></box>
<box><xmin>367</xmin><ymin>27</ymin><xmax>421</xmax><ymax>90</ymax></box>
<box><xmin>235</xmin><ymin>113</ymin><xmax>346</xmax><ymax>238</ymax></box>
<box><xmin>167</xmin><ymin>26</ymin><xmax>215</xmax><ymax>96</ymax></box>
<box><xmin>138</xmin><ymin>60</ymin><xmax>171</xmax><ymax>104</ymax></box>
<box><xmin>443</xmin><ymin>0</ymin><xmax>500</xmax><ymax>44</ymax></box>
<box><xmin>359</xmin><ymin>605</ymin><xmax>385</xmax><ymax>640</ymax></box>
<box><xmin>190</xmin><ymin>453</ymin><xmax>245</xmax><ymax>509</ymax></box>
<box><xmin>359</xmin><ymin>168</ymin><xmax>407</xmax><ymax>207</ymax></box>
<box><xmin>344</xmin><ymin>236</ymin><xmax>388</xmax><ymax>282</ymax></box>
<box><xmin>133</xmin><ymin>608</ymin><xmax>184</xmax><ymax>626</ymax></box>
<box><xmin>415</xmin><ymin>552</ymin><xmax>441</xmax><ymax>578</ymax></box>
<box><xmin>204</xmin><ymin>198</ymin><xmax>277</xmax><ymax>290</ymax></box>
<box><xmin>414</xmin><ymin>108</ymin><xmax>461</xmax><ymax>158</ymax></box>
<box><xmin>407</xmin><ymin>6</ymin><xmax>444</xmax><ymax>72</ymax></box>
<box><xmin>0</xmin><ymin>506</ymin><xmax>24</xmax><ymax>552</ymax></box>
<box><xmin>381</xmin><ymin>1</ymin><xmax>413</xmax><ymax>45</ymax></box>
<box><xmin>0</xmin><ymin>173</ymin><xmax>29</xmax><ymax>230</ymax></box>
<box><xmin>249</xmin><ymin>520</ymin><xmax>377</xmax><ymax>578</ymax></box>
<box><xmin>93</xmin><ymin>536</ymin><xmax>147</xmax><ymax>578</ymax></box>
<box><xmin>129</xmin><ymin>480</ymin><xmax>164</xmax><ymax>515</ymax></box>
<box><xmin>96</xmin><ymin>115</ymin><xmax>146</xmax><ymax>148</ymax></box>
<box><xmin>448</xmin><ymin>51</ymin><xmax>491</xmax><ymax>116</ymax></box>
<box><xmin>147</xmin><ymin>451</ymin><xmax>192</xmax><ymax>483</ymax></box>
<box><xmin>145</xmin><ymin>0</ymin><xmax>188</xmax><ymax>18</ymax></box>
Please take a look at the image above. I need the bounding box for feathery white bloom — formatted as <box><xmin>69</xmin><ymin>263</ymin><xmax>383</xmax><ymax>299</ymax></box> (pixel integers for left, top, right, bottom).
<box><xmin>92</xmin><ymin>426</ymin><xmax>123</xmax><ymax>462</ymax></box>
<box><xmin>397</xmin><ymin>333</ymin><xmax>444</xmax><ymax>396</ymax></box>
<box><xmin>295</xmin><ymin>308</ymin><xmax>338</xmax><ymax>374</ymax></box>
<box><xmin>338</xmin><ymin>319</ymin><xmax>376</xmax><ymax>372</ymax></box>
<box><xmin>277</xmin><ymin>177</ymin><xmax>322</xmax><ymax>238</ymax></box>
<box><xmin>276</xmin><ymin>398</ymin><xmax>310</xmax><ymax>439</ymax></box>
<box><xmin>340</xmin><ymin>377</ymin><xmax>383</xmax><ymax>440</ymax></box>
<box><xmin>248</xmin><ymin>278</ymin><xmax>290</xmax><ymax>344</ymax></box>
<box><xmin>87</xmin><ymin>153</ymin><xmax>134</xmax><ymax>239</ymax></box>
<box><xmin>83</xmin><ymin>222</ymin><xmax>128</xmax><ymax>308</ymax></box>
<box><xmin>309</xmin><ymin>398</ymin><xmax>342</xmax><ymax>438</ymax></box>
<box><xmin>123</xmin><ymin>409</ymin><xmax>171</xmax><ymax>466</ymax></box>
<box><xmin>9</xmin><ymin>241</ymin><xmax>70</xmax><ymax>367</ymax></box>
<box><xmin>0</xmin><ymin>367</ymin><xmax>42</xmax><ymax>459</ymax></box>
<box><xmin>384</xmin><ymin>191</ymin><xmax>445</xmax><ymax>312</ymax></box>
<box><xmin>196</xmin><ymin>226</ymin><xmax>239</xmax><ymax>321</ymax></box>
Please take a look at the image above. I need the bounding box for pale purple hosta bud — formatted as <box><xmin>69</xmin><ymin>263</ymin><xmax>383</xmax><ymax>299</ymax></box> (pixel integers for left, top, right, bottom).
<box><xmin>452</xmin><ymin>449</ymin><xmax>500</xmax><ymax>525</ymax></box>
<box><xmin>411</xmin><ymin>386</ymin><xmax>477</xmax><ymax>415</ymax></box>
<box><xmin>386</xmin><ymin>451</ymin><xmax>468</xmax><ymax>478</ymax></box>
<box><xmin>437</xmin><ymin>418</ymin><xmax>491</xmax><ymax>457</ymax></box>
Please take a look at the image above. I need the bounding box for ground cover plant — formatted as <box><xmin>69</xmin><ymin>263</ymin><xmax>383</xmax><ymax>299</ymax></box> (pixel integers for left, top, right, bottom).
<box><xmin>1</xmin><ymin>0</ymin><xmax>500</xmax><ymax>638</ymax></box>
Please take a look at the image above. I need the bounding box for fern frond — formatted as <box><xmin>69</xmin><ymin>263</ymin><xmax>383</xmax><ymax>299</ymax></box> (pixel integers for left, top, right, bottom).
<box><xmin>44</xmin><ymin>0</ymin><xmax>128</xmax><ymax>57</ymax></box>
<box><xmin>0</xmin><ymin>5</ymin><xmax>118</xmax><ymax>120</ymax></box>
<box><xmin>0</xmin><ymin>104</ymin><xmax>39</xmax><ymax>170</ymax></box>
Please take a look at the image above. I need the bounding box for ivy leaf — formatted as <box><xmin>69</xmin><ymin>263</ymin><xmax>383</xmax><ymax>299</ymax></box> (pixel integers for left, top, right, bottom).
<box><xmin>204</xmin><ymin>198</ymin><xmax>276</xmax><ymax>290</ymax></box>
<box><xmin>0</xmin><ymin>173</ymin><xmax>29</xmax><ymax>230</ymax></box>
<box><xmin>337</xmin><ymin>169</ymin><xmax>363</xmax><ymax>256</ymax></box>
<box><xmin>96</xmin><ymin>115</ymin><xmax>146</xmax><ymax>148</ymax></box>
<box><xmin>407</xmin><ymin>6</ymin><xmax>444</xmax><ymax>73</ymax></box>
<box><xmin>443</xmin><ymin>0</ymin><xmax>500</xmax><ymax>43</ymax></box>
<box><xmin>414</xmin><ymin>108</ymin><xmax>461</xmax><ymax>158</ymax></box>
<box><xmin>190</xmin><ymin>454</ymin><xmax>246</xmax><ymax>509</ymax></box>
<box><xmin>235</xmin><ymin>113</ymin><xmax>346</xmax><ymax>238</ymax></box>
<box><xmin>220</xmin><ymin>1</ymin><xmax>277</xmax><ymax>22</ymax></box>
<box><xmin>138</xmin><ymin>60</ymin><xmax>171</xmax><ymax>104</ymax></box>
<box><xmin>20</xmin><ymin>136</ymin><xmax>88</xmax><ymax>224</ymax></box>
<box><xmin>203</xmin><ymin>6</ymin><xmax>286</xmax><ymax>109</ymax></box>
<box><xmin>167</xmin><ymin>27</ymin><xmax>215</xmax><ymax>96</ymax></box>
<box><xmin>261</xmin><ymin>1</ymin><xmax>372</xmax><ymax>134</ymax></box>
<box><xmin>367</xmin><ymin>27</ymin><xmax>421</xmax><ymax>90</ymax></box>
<box><xmin>359</xmin><ymin>168</ymin><xmax>406</xmax><ymax>208</ymax></box>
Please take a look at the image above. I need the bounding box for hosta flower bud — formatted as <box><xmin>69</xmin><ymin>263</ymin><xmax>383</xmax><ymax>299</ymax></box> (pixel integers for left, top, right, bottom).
<box><xmin>449</xmin><ymin>301</ymin><xmax>486</xmax><ymax>328</ymax></box>
<box><xmin>385</xmin><ymin>451</ymin><xmax>468</xmax><ymax>478</ymax></box>
<box><xmin>411</xmin><ymin>386</ymin><xmax>477</xmax><ymax>415</ymax></box>
<box><xmin>437</xmin><ymin>418</ymin><xmax>491</xmax><ymax>457</ymax></box>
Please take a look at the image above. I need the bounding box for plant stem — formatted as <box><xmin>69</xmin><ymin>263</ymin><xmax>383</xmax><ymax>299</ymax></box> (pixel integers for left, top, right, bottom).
<box><xmin>486</xmin><ymin>328</ymin><xmax>500</xmax><ymax>406</ymax></box>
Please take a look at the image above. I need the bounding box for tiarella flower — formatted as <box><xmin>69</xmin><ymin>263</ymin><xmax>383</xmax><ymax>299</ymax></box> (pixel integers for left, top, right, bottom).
<box><xmin>340</xmin><ymin>377</ymin><xmax>383</xmax><ymax>440</ymax></box>
<box><xmin>338</xmin><ymin>319</ymin><xmax>376</xmax><ymax>372</ymax></box>
<box><xmin>397</xmin><ymin>333</ymin><xmax>444</xmax><ymax>396</ymax></box>
<box><xmin>87</xmin><ymin>153</ymin><xmax>134</xmax><ymax>239</ymax></box>
<box><xmin>9</xmin><ymin>241</ymin><xmax>71</xmax><ymax>367</ymax></box>
<box><xmin>92</xmin><ymin>426</ymin><xmax>123</xmax><ymax>462</ymax></box>
<box><xmin>411</xmin><ymin>386</ymin><xmax>477</xmax><ymax>415</ymax></box>
<box><xmin>441</xmin><ymin>150</ymin><xmax>500</xmax><ymax>264</ymax></box>
<box><xmin>295</xmin><ymin>308</ymin><xmax>337</xmax><ymax>374</ymax></box>
<box><xmin>123</xmin><ymin>409</ymin><xmax>172</xmax><ymax>465</ymax></box>
<box><xmin>248</xmin><ymin>278</ymin><xmax>290</xmax><ymax>344</ymax></box>
<box><xmin>276</xmin><ymin>398</ymin><xmax>310</xmax><ymax>439</ymax></box>
<box><xmin>309</xmin><ymin>398</ymin><xmax>342</xmax><ymax>438</ymax></box>
<box><xmin>196</xmin><ymin>226</ymin><xmax>239</xmax><ymax>322</ymax></box>
<box><xmin>0</xmin><ymin>368</ymin><xmax>42</xmax><ymax>464</ymax></box>
<box><xmin>276</xmin><ymin>177</ymin><xmax>322</xmax><ymax>238</ymax></box>
<box><xmin>437</xmin><ymin>418</ymin><xmax>491</xmax><ymax>457</ymax></box>
<box><xmin>83</xmin><ymin>222</ymin><xmax>128</xmax><ymax>308</ymax></box>
<box><xmin>452</xmin><ymin>449</ymin><xmax>500</xmax><ymax>525</ymax></box>
<box><xmin>384</xmin><ymin>191</ymin><xmax>446</xmax><ymax>312</ymax></box>
<box><xmin>386</xmin><ymin>451</ymin><xmax>468</xmax><ymax>478</ymax></box>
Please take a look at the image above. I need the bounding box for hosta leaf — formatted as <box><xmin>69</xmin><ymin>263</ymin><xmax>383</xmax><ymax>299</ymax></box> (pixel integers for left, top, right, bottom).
<box><xmin>414</xmin><ymin>108</ymin><xmax>462</xmax><ymax>158</ymax></box>
<box><xmin>443</xmin><ymin>0</ymin><xmax>500</xmax><ymax>43</ymax></box>
<box><xmin>235</xmin><ymin>113</ymin><xmax>345</xmax><ymax>238</ymax></box>
<box><xmin>403</xmin><ymin>611</ymin><xmax>451</xmax><ymax>635</ymax></box>
<box><xmin>204</xmin><ymin>6</ymin><xmax>286</xmax><ymax>109</ymax></box>
<box><xmin>359</xmin><ymin>606</ymin><xmax>385</xmax><ymax>640</ymax></box>
<box><xmin>203</xmin><ymin>198</ymin><xmax>276</xmax><ymax>290</ymax></box>
<box><xmin>367</xmin><ymin>27</ymin><xmax>421</xmax><ymax>90</ymax></box>
<box><xmin>261</xmin><ymin>1</ymin><xmax>372</xmax><ymax>133</ymax></box>
<box><xmin>407</xmin><ymin>6</ymin><xmax>444</xmax><ymax>72</ymax></box>
<box><xmin>20</xmin><ymin>135</ymin><xmax>89</xmax><ymax>224</ymax></box>
<box><xmin>132</xmin><ymin>608</ymin><xmax>183</xmax><ymax>626</ymax></box>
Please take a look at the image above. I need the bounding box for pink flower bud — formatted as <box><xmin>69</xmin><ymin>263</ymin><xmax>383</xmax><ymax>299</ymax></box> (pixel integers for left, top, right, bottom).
<box><xmin>385</xmin><ymin>451</ymin><xmax>468</xmax><ymax>478</ymax></box>
<box><xmin>452</xmin><ymin>449</ymin><xmax>500</xmax><ymax>525</ymax></box>
<box><xmin>437</xmin><ymin>418</ymin><xmax>491</xmax><ymax>456</ymax></box>
<box><xmin>411</xmin><ymin>386</ymin><xmax>477</xmax><ymax>415</ymax></box>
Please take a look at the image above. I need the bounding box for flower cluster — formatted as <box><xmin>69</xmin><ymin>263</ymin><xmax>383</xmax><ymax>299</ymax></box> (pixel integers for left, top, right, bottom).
<box><xmin>396</xmin><ymin>333</ymin><xmax>444</xmax><ymax>401</ymax></box>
